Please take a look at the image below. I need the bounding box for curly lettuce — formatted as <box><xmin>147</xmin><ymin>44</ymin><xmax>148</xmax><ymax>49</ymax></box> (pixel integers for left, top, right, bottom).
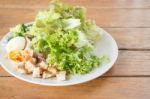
<box><xmin>9</xmin><ymin>0</ymin><xmax>109</xmax><ymax>74</ymax></box>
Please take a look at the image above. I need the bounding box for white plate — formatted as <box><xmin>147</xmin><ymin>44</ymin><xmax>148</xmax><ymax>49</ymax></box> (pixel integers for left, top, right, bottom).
<box><xmin>0</xmin><ymin>25</ymin><xmax>118</xmax><ymax>86</ymax></box>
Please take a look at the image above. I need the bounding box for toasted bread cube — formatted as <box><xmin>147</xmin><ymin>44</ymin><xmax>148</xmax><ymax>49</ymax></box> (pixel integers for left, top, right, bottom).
<box><xmin>28</xmin><ymin>50</ymin><xmax>34</xmax><ymax>57</ymax></box>
<box><xmin>17</xmin><ymin>62</ymin><xmax>25</xmax><ymax>68</ymax></box>
<box><xmin>21</xmin><ymin>50</ymin><xmax>30</xmax><ymax>61</ymax></box>
<box><xmin>25</xmin><ymin>61</ymin><xmax>35</xmax><ymax>73</ymax></box>
<box><xmin>42</xmin><ymin>71</ymin><xmax>53</xmax><ymax>79</ymax></box>
<box><xmin>29</xmin><ymin>58</ymin><xmax>37</xmax><ymax>64</ymax></box>
<box><xmin>39</xmin><ymin>61</ymin><xmax>48</xmax><ymax>69</ymax></box>
<box><xmin>56</xmin><ymin>71</ymin><xmax>66</xmax><ymax>81</ymax></box>
<box><xmin>17</xmin><ymin>68</ymin><xmax>27</xmax><ymax>74</ymax></box>
<box><xmin>48</xmin><ymin>67</ymin><xmax>57</xmax><ymax>76</ymax></box>
<box><xmin>32</xmin><ymin>67</ymin><xmax>41</xmax><ymax>78</ymax></box>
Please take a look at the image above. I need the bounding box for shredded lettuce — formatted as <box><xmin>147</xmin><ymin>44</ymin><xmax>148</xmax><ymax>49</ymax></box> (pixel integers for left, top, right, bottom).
<box><xmin>9</xmin><ymin>0</ymin><xmax>109</xmax><ymax>74</ymax></box>
<box><xmin>9</xmin><ymin>24</ymin><xmax>32</xmax><ymax>41</ymax></box>
<box><xmin>10</xmin><ymin>24</ymin><xmax>26</xmax><ymax>37</ymax></box>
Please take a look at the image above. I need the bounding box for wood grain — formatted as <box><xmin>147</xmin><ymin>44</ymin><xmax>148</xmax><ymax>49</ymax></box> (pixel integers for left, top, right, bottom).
<box><xmin>106</xmin><ymin>50</ymin><xmax>150</xmax><ymax>76</ymax></box>
<box><xmin>0</xmin><ymin>8</ymin><xmax>37</xmax><ymax>28</ymax></box>
<box><xmin>105</xmin><ymin>28</ymin><xmax>150</xmax><ymax>49</ymax></box>
<box><xmin>0</xmin><ymin>0</ymin><xmax>150</xmax><ymax>9</ymax></box>
<box><xmin>1</xmin><ymin>50</ymin><xmax>150</xmax><ymax>77</ymax></box>
<box><xmin>0</xmin><ymin>8</ymin><xmax>150</xmax><ymax>28</ymax></box>
<box><xmin>0</xmin><ymin>77</ymin><xmax>149</xmax><ymax>99</ymax></box>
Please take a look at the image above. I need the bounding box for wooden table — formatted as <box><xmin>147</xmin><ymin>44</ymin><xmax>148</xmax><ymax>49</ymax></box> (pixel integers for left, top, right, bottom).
<box><xmin>0</xmin><ymin>0</ymin><xmax>150</xmax><ymax>99</ymax></box>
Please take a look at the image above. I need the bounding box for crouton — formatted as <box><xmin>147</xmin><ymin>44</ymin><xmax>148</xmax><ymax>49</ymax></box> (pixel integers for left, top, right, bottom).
<box><xmin>42</xmin><ymin>71</ymin><xmax>53</xmax><ymax>79</ymax></box>
<box><xmin>48</xmin><ymin>67</ymin><xmax>57</xmax><ymax>76</ymax></box>
<box><xmin>21</xmin><ymin>50</ymin><xmax>30</xmax><ymax>61</ymax></box>
<box><xmin>17</xmin><ymin>68</ymin><xmax>28</xmax><ymax>74</ymax></box>
<box><xmin>32</xmin><ymin>67</ymin><xmax>41</xmax><ymax>78</ymax></box>
<box><xmin>29</xmin><ymin>58</ymin><xmax>37</xmax><ymax>64</ymax></box>
<box><xmin>39</xmin><ymin>61</ymin><xmax>48</xmax><ymax>69</ymax></box>
<box><xmin>25</xmin><ymin>61</ymin><xmax>35</xmax><ymax>73</ymax></box>
<box><xmin>56</xmin><ymin>71</ymin><xmax>66</xmax><ymax>81</ymax></box>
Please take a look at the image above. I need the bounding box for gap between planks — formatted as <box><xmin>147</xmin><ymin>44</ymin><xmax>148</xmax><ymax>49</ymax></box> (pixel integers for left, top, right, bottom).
<box><xmin>119</xmin><ymin>49</ymin><xmax>150</xmax><ymax>51</ymax></box>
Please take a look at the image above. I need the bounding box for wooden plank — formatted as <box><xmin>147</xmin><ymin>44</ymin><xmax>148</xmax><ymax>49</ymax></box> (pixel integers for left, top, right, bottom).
<box><xmin>0</xmin><ymin>8</ymin><xmax>37</xmax><ymax>28</ymax></box>
<box><xmin>105</xmin><ymin>28</ymin><xmax>150</xmax><ymax>49</ymax></box>
<box><xmin>87</xmin><ymin>8</ymin><xmax>150</xmax><ymax>28</ymax></box>
<box><xmin>1</xmin><ymin>50</ymin><xmax>150</xmax><ymax>77</ymax></box>
<box><xmin>0</xmin><ymin>8</ymin><xmax>150</xmax><ymax>28</ymax></box>
<box><xmin>0</xmin><ymin>0</ymin><xmax>150</xmax><ymax>9</ymax></box>
<box><xmin>106</xmin><ymin>50</ymin><xmax>150</xmax><ymax>76</ymax></box>
<box><xmin>0</xmin><ymin>67</ymin><xmax>10</xmax><ymax>77</ymax></box>
<box><xmin>0</xmin><ymin>77</ymin><xmax>149</xmax><ymax>99</ymax></box>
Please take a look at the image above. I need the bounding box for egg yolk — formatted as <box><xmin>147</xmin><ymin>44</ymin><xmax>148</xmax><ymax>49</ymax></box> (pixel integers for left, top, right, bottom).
<box><xmin>9</xmin><ymin>50</ymin><xmax>25</xmax><ymax>62</ymax></box>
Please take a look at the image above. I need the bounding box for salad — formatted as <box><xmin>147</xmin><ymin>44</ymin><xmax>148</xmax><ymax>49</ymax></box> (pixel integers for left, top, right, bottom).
<box><xmin>6</xmin><ymin>0</ymin><xmax>109</xmax><ymax>81</ymax></box>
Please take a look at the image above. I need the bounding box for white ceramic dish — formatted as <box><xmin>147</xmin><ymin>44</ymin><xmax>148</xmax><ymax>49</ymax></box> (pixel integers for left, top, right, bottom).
<box><xmin>0</xmin><ymin>25</ymin><xmax>118</xmax><ymax>86</ymax></box>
